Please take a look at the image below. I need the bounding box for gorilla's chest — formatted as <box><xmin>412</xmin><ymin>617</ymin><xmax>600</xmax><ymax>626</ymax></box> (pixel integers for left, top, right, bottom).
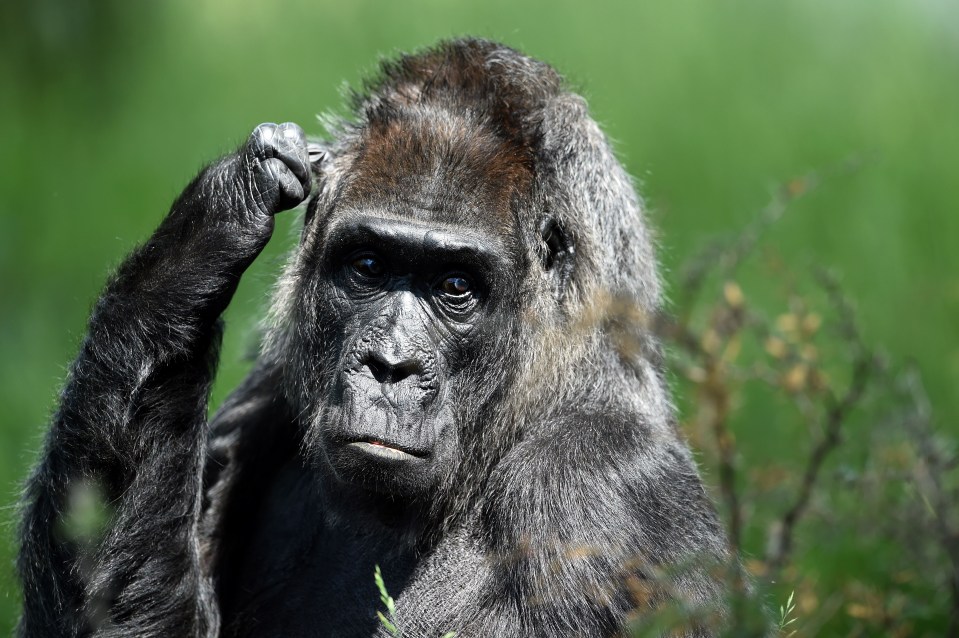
<box><xmin>221</xmin><ymin>464</ymin><xmax>418</xmax><ymax>637</ymax></box>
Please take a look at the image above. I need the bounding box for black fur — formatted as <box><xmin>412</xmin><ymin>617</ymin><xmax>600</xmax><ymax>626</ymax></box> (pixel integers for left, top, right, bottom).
<box><xmin>18</xmin><ymin>39</ymin><xmax>729</xmax><ymax>637</ymax></box>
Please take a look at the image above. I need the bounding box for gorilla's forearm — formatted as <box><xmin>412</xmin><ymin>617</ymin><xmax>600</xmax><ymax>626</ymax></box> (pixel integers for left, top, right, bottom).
<box><xmin>89</xmin><ymin>123</ymin><xmax>311</xmax><ymax>364</ymax></box>
<box><xmin>17</xmin><ymin>124</ymin><xmax>311</xmax><ymax>638</ymax></box>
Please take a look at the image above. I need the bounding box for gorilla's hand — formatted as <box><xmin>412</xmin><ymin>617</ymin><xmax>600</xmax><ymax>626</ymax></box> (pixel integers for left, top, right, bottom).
<box><xmin>240</xmin><ymin>122</ymin><xmax>313</xmax><ymax>217</ymax></box>
<box><xmin>117</xmin><ymin>122</ymin><xmax>316</xmax><ymax>325</ymax></box>
<box><xmin>163</xmin><ymin>122</ymin><xmax>313</xmax><ymax>271</ymax></box>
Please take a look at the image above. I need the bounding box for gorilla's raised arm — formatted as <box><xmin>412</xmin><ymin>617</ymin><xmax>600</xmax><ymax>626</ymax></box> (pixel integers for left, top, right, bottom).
<box><xmin>17</xmin><ymin>124</ymin><xmax>311</xmax><ymax>637</ymax></box>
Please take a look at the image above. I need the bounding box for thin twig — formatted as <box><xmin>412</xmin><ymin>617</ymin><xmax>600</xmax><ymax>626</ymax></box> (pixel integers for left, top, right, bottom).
<box><xmin>898</xmin><ymin>367</ymin><xmax>959</xmax><ymax>635</ymax></box>
<box><xmin>766</xmin><ymin>271</ymin><xmax>873</xmax><ymax>572</ymax></box>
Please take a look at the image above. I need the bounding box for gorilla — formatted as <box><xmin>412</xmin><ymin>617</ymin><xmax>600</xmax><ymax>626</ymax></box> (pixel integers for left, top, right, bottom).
<box><xmin>18</xmin><ymin>39</ymin><xmax>729</xmax><ymax>637</ymax></box>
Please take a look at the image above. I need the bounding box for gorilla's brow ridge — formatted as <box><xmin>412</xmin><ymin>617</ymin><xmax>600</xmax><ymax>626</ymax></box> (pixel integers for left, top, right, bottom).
<box><xmin>323</xmin><ymin>214</ymin><xmax>512</xmax><ymax>273</ymax></box>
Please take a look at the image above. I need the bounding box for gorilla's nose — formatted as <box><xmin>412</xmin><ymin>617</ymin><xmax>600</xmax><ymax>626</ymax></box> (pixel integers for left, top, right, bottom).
<box><xmin>363</xmin><ymin>349</ymin><xmax>424</xmax><ymax>385</ymax></box>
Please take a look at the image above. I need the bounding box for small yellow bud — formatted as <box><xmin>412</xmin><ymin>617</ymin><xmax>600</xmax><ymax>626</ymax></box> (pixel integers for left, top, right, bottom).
<box><xmin>776</xmin><ymin>313</ymin><xmax>800</xmax><ymax>334</ymax></box>
<box><xmin>802</xmin><ymin>312</ymin><xmax>822</xmax><ymax>336</ymax></box>
<box><xmin>723</xmin><ymin>281</ymin><xmax>745</xmax><ymax>308</ymax></box>
<box><xmin>722</xmin><ymin>336</ymin><xmax>742</xmax><ymax>363</ymax></box>
<box><xmin>701</xmin><ymin>329</ymin><xmax>721</xmax><ymax>355</ymax></box>
<box><xmin>764</xmin><ymin>336</ymin><xmax>788</xmax><ymax>359</ymax></box>
<box><xmin>782</xmin><ymin>364</ymin><xmax>808</xmax><ymax>393</ymax></box>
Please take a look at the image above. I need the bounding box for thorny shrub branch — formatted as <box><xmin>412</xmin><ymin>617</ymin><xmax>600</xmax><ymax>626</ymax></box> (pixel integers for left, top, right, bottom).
<box><xmin>634</xmin><ymin>156</ymin><xmax>959</xmax><ymax>635</ymax></box>
<box><xmin>665</xmin><ymin>161</ymin><xmax>878</xmax><ymax>574</ymax></box>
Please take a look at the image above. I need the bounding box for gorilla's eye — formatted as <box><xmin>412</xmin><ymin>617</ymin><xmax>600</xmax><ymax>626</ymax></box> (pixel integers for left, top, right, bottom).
<box><xmin>351</xmin><ymin>255</ymin><xmax>385</xmax><ymax>278</ymax></box>
<box><xmin>439</xmin><ymin>275</ymin><xmax>471</xmax><ymax>298</ymax></box>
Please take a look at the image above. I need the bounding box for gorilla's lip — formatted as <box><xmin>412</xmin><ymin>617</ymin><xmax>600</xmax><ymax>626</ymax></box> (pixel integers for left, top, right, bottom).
<box><xmin>346</xmin><ymin>439</ymin><xmax>430</xmax><ymax>460</ymax></box>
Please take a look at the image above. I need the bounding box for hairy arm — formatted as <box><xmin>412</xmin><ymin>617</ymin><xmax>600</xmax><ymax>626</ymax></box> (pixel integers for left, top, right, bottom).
<box><xmin>478</xmin><ymin>412</ymin><xmax>729</xmax><ymax>637</ymax></box>
<box><xmin>17</xmin><ymin>123</ymin><xmax>311</xmax><ymax>638</ymax></box>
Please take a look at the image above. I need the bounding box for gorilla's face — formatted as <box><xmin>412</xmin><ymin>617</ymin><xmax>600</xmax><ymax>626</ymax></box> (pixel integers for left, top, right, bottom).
<box><xmin>311</xmin><ymin>212</ymin><xmax>517</xmax><ymax>497</ymax></box>
<box><xmin>285</xmin><ymin>114</ymin><xmax>533</xmax><ymax>501</ymax></box>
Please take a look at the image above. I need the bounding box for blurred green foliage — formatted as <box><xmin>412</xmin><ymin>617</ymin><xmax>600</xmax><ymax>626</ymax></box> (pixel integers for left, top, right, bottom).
<box><xmin>0</xmin><ymin>0</ymin><xmax>956</xmax><ymax>634</ymax></box>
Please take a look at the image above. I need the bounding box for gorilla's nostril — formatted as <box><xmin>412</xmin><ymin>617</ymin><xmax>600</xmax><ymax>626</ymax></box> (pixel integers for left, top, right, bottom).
<box><xmin>365</xmin><ymin>354</ymin><xmax>422</xmax><ymax>384</ymax></box>
<box><xmin>390</xmin><ymin>359</ymin><xmax>422</xmax><ymax>382</ymax></box>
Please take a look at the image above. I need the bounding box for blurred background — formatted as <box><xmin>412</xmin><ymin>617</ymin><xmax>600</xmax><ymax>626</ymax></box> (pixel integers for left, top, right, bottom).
<box><xmin>1</xmin><ymin>0</ymin><xmax>956</xmax><ymax>634</ymax></box>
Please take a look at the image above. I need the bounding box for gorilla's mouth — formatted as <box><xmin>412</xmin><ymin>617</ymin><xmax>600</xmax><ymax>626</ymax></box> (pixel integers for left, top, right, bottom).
<box><xmin>346</xmin><ymin>438</ymin><xmax>430</xmax><ymax>460</ymax></box>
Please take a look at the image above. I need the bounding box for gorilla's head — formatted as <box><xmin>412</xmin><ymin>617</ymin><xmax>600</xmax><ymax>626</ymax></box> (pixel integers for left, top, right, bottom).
<box><xmin>263</xmin><ymin>39</ymin><xmax>663</xmax><ymax>527</ymax></box>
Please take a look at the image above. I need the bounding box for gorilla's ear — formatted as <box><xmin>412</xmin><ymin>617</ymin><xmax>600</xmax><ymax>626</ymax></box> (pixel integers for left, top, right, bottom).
<box><xmin>307</xmin><ymin>142</ymin><xmax>326</xmax><ymax>165</ymax></box>
<box><xmin>540</xmin><ymin>219</ymin><xmax>574</xmax><ymax>300</ymax></box>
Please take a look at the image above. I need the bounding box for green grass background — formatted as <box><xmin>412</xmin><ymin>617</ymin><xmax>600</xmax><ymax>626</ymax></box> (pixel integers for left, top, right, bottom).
<box><xmin>1</xmin><ymin>0</ymin><xmax>957</xmax><ymax>632</ymax></box>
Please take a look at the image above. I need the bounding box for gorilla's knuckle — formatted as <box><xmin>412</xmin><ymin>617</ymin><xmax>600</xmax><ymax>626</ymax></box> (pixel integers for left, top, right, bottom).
<box><xmin>277</xmin><ymin>121</ymin><xmax>305</xmax><ymax>141</ymax></box>
<box><xmin>252</xmin><ymin>121</ymin><xmax>278</xmax><ymax>139</ymax></box>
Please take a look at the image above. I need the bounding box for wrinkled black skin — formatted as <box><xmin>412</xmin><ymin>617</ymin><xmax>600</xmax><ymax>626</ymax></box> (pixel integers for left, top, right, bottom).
<box><xmin>309</xmin><ymin>216</ymin><xmax>516</xmax><ymax>501</ymax></box>
<box><xmin>18</xmin><ymin>40</ymin><xmax>728</xmax><ymax>638</ymax></box>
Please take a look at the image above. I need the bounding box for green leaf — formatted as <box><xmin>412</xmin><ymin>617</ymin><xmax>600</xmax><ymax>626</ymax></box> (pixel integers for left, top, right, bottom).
<box><xmin>374</xmin><ymin>565</ymin><xmax>397</xmax><ymax>615</ymax></box>
<box><xmin>376</xmin><ymin>610</ymin><xmax>398</xmax><ymax>635</ymax></box>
